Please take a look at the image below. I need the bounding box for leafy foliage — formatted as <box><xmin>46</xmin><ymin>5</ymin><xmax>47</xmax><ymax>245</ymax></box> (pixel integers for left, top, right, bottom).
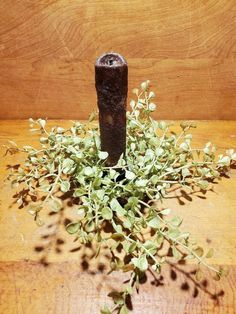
<box><xmin>6</xmin><ymin>81</ymin><xmax>235</xmax><ymax>313</ymax></box>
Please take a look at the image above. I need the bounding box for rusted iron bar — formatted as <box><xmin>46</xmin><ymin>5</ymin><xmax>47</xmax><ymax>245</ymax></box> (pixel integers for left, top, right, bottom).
<box><xmin>95</xmin><ymin>52</ymin><xmax>128</xmax><ymax>166</ymax></box>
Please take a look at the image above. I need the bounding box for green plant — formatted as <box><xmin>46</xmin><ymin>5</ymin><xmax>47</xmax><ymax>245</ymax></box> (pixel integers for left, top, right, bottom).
<box><xmin>6</xmin><ymin>81</ymin><xmax>235</xmax><ymax>313</ymax></box>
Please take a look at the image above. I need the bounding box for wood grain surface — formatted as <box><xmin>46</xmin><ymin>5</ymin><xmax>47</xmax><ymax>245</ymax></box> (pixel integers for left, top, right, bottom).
<box><xmin>0</xmin><ymin>120</ymin><xmax>236</xmax><ymax>313</ymax></box>
<box><xmin>0</xmin><ymin>0</ymin><xmax>236</xmax><ymax>120</ymax></box>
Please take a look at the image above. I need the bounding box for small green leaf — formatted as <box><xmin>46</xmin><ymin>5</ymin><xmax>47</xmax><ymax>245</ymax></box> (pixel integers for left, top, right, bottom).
<box><xmin>111</xmin><ymin>233</ymin><xmax>124</xmax><ymax>241</ymax></box>
<box><xmin>50</xmin><ymin>199</ymin><xmax>63</xmax><ymax>212</ymax></box>
<box><xmin>38</xmin><ymin>119</ymin><xmax>46</xmax><ymax>129</ymax></box>
<box><xmin>30</xmin><ymin>157</ymin><xmax>38</xmax><ymax>164</ymax></box>
<box><xmin>122</xmin><ymin>241</ymin><xmax>131</xmax><ymax>254</ymax></box>
<box><xmin>195</xmin><ymin>269</ymin><xmax>203</xmax><ymax>281</ymax></box>
<box><xmin>143</xmin><ymin>240</ymin><xmax>157</xmax><ymax>255</ymax></box>
<box><xmin>135</xmin><ymin>179</ymin><xmax>148</xmax><ymax>187</ymax></box>
<box><xmin>127</xmin><ymin>197</ymin><xmax>139</xmax><ymax>206</ymax></box>
<box><xmin>120</xmin><ymin>305</ymin><xmax>128</xmax><ymax>314</ymax></box>
<box><xmin>85</xmin><ymin>221</ymin><xmax>95</xmax><ymax>232</ymax></box>
<box><xmin>182</xmin><ymin>168</ymin><xmax>191</xmax><ymax>178</ymax></box>
<box><xmin>130</xmin><ymin>100</ymin><xmax>136</xmax><ymax>108</ymax></box>
<box><xmin>132</xmin><ymin>255</ymin><xmax>148</xmax><ymax>272</ymax></box>
<box><xmin>40</xmin><ymin>137</ymin><xmax>48</xmax><ymax>144</ymax></box>
<box><xmin>27</xmin><ymin>206</ymin><xmax>38</xmax><ymax>216</ymax></box>
<box><xmin>132</xmin><ymin>88</ymin><xmax>139</xmax><ymax>95</ymax></box>
<box><xmin>125</xmin><ymin>284</ymin><xmax>133</xmax><ymax>295</ymax></box>
<box><xmin>148</xmin><ymin>103</ymin><xmax>156</xmax><ymax>111</ymax></box>
<box><xmin>198</xmin><ymin>180</ymin><xmax>209</xmax><ymax>190</ymax></box>
<box><xmin>129</xmin><ymin>242</ymin><xmax>137</xmax><ymax>253</ymax></box>
<box><xmin>151</xmin><ymin>264</ymin><xmax>160</xmax><ymax>272</ymax></box>
<box><xmin>206</xmin><ymin>248</ymin><xmax>214</xmax><ymax>258</ymax></box>
<box><xmin>160</xmin><ymin>208</ymin><xmax>171</xmax><ymax>215</ymax></box>
<box><xmin>168</xmin><ymin>228</ymin><xmax>180</xmax><ymax>239</ymax></box>
<box><xmin>101</xmin><ymin>207</ymin><xmax>113</xmax><ymax>220</ymax></box>
<box><xmin>155</xmin><ymin>148</ymin><xmax>164</xmax><ymax>157</ymax></box>
<box><xmin>148</xmin><ymin>217</ymin><xmax>161</xmax><ymax>229</ymax></box>
<box><xmin>112</xmin><ymin>223</ymin><xmax>123</xmax><ymax>234</ymax></box>
<box><xmin>178</xmin><ymin>232</ymin><xmax>190</xmax><ymax>239</ymax></box>
<box><xmin>179</xmin><ymin>142</ymin><xmax>189</xmax><ymax>151</ymax></box>
<box><xmin>100</xmin><ymin>305</ymin><xmax>112</xmax><ymax>314</ymax></box>
<box><xmin>110</xmin><ymin>198</ymin><xmax>126</xmax><ymax>216</ymax></box>
<box><xmin>66</xmin><ymin>222</ymin><xmax>80</xmax><ymax>234</ymax></box>
<box><xmin>62</xmin><ymin>158</ymin><xmax>75</xmax><ymax>174</ymax></box>
<box><xmin>57</xmin><ymin>127</ymin><xmax>65</xmax><ymax>134</ymax></box>
<box><xmin>84</xmin><ymin>166</ymin><xmax>94</xmax><ymax>176</ymax></box>
<box><xmin>141</xmin><ymin>81</ymin><xmax>149</xmax><ymax>90</ymax></box>
<box><xmin>77</xmin><ymin>207</ymin><xmax>85</xmax><ymax>217</ymax></box>
<box><xmin>73</xmin><ymin>188</ymin><xmax>85</xmax><ymax>197</ymax></box>
<box><xmin>125</xmin><ymin>170</ymin><xmax>136</xmax><ymax>180</ymax></box>
<box><xmin>98</xmin><ymin>151</ymin><xmax>109</xmax><ymax>160</ymax></box>
<box><xmin>156</xmin><ymin>234</ymin><xmax>164</xmax><ymax>246</ymax></box>
<box><xmin>159</xmin><ymin>121</ymin><xmax>167</xmax><ymax>130</ymax></box>
<box><xmin>218</xmin><ymin>155</ymin><xmax>231</xmax><ymax>166</ymax></box>
<box><xmin>60</xmin><ymin>180</ymin><xmax>70</xmax><ymax>193</ymax></box>
<box><xmin>95</xmin><ymin>189</ymin><xmax>105</xmax><ymax>200</ymax></box>
<box><xmin>149</xmin><ymin>91</ymin><xmax>155</xmax><ymax>99</ymax></box>
<box><xmin>170</xmin><ymin>216</ymin><xmax>182</xmax><ymax>227</ymax></box>
<box><xmin>172</xmin><ymin>246</ymin><xmax>181</xmax><ymax>259</ymax></box>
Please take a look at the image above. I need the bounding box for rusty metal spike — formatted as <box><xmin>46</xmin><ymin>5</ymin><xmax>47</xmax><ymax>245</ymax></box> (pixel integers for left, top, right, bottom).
<box><xmin>95</xmin><ymin>52</ymin><xmax>128</xmax><ymax>166</ymax></box>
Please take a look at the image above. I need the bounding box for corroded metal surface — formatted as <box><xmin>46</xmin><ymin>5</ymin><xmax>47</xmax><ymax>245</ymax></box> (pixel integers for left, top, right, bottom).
<box><xmin>95</xmin><ymin>52</ymin><xmax>128</xmax><ymax>166</ymax></box>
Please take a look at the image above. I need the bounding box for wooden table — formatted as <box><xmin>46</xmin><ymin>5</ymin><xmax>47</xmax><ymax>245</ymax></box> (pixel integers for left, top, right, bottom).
<box><xmin>0</xmin><ymin>120</ymin><xmax>236</xmax><ymax>314</ymax></box>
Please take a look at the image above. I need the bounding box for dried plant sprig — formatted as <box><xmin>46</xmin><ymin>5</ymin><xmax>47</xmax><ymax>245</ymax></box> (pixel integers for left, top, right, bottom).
<box><xmin>6</xmin><ymin>81</ymin><xmax>235</xmax><ymax>314</ymax></box>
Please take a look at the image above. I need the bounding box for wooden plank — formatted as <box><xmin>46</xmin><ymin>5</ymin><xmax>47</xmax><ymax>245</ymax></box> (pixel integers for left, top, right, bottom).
<box><xmin>0</xmin><ymin>120</ymin><xmax>236</xmax><ymax>313</ymax></box>
<box><xmin>0</xmin><ymin>0</ymin><xmax>235</xmax><ymax>119</ymax></box>
<box><xmin>0</xmin><ymin>261</ymin><xmax>235</xmax><ymax>314</ymax></box>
